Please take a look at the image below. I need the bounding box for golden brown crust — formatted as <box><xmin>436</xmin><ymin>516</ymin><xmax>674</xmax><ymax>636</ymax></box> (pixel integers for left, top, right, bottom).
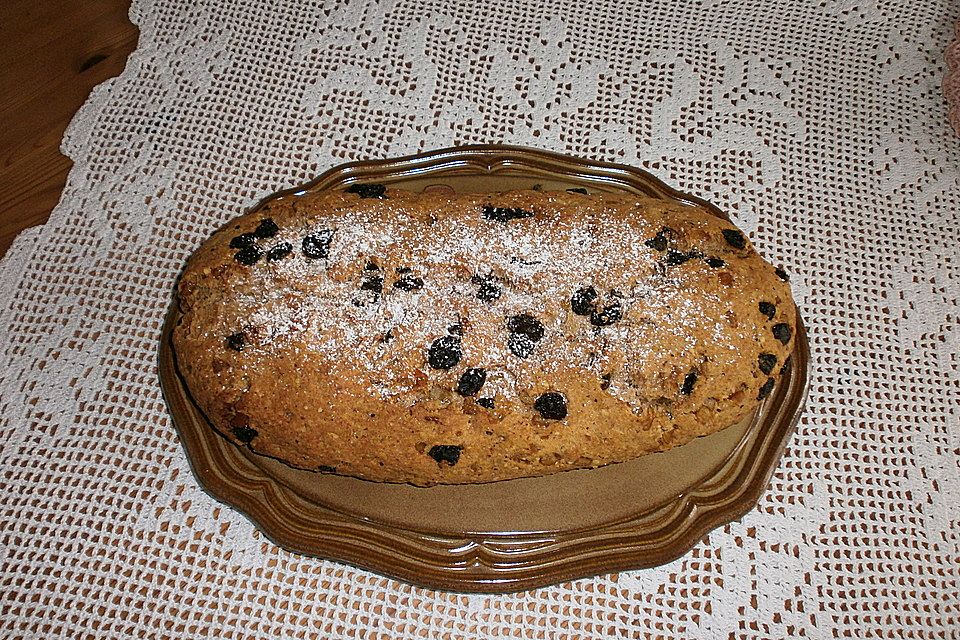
<box><xmin>173</xmin><ymin>187</ymin><xmax>797</xmax><ymax>485</ymax></box>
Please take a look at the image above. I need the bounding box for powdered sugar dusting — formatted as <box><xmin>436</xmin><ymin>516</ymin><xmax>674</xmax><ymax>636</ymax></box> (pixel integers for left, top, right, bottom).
<box><xmin>207</xmin><ymin>188</ymin><xmax>779</xmax><ymax>408</ymax></box>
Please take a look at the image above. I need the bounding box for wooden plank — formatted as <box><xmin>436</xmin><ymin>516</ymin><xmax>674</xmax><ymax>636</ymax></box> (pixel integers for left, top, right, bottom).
<box><xmin>0</xmin><ymin>1</ymin><xmax>134</xmax><ymax>116</ymax></box>
<box><xmin>0</xmin><ymin>0</ymin><xmax>137</xmax><ymax>258</ymax></box>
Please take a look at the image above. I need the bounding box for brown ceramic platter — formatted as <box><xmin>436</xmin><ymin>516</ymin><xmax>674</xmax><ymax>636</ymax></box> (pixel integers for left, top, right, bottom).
<box><xmin>158</xmin><ymin>145</ymin><xmax>809</xmax><ymax>593</ymax></box>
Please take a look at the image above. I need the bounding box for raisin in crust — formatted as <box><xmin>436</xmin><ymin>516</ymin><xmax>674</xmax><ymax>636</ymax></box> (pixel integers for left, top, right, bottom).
<box><xmin>173</xmin><ymin>187</ymin><xmax>798</xmax><ymax>485</ymax></box>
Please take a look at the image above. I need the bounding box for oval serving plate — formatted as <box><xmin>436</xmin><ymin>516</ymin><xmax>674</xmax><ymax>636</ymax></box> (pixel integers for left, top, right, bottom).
<box><xmin>159</xmin><ymin>145</ymin><xmax>809</xmax><ymax>593</ymax></box>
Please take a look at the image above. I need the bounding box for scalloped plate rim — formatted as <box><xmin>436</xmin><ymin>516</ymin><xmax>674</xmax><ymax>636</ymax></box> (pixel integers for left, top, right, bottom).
<box><xmin>159</xmin><ymin>144</ymin><xmax>809</xmax><ymax>592</ymax></box>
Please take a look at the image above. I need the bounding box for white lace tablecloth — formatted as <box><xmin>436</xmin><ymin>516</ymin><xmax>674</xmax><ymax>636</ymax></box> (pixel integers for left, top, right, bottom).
<box><xmin>2</xmin><ymin>0</ymin><xmax>958</xmax><ymax>637</ymax></box>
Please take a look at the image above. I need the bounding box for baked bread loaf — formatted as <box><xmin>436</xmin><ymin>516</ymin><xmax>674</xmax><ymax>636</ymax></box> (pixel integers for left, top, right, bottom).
<box><xmin>173</xmin><ymin>185</ymin><xmax>797</xmax><ymax>485</ymax></box>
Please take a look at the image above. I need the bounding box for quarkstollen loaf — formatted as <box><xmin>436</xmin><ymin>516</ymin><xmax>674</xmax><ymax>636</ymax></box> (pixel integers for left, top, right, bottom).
<box><xmin>172</xmin><ymin>185</ymin><xmax>797</xmax><ymax>485</ymax></box>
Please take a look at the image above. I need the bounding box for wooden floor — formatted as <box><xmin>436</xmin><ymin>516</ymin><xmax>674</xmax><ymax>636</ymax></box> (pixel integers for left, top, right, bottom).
<box><xmin>0</xmin><ymin>0</ymin><xmax>137</xmax><ymax>259</ymax></box>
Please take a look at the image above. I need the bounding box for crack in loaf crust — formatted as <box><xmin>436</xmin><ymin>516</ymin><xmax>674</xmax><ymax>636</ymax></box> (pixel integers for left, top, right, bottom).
<box><xmin>173</xmin><ymin>187</ymin><xmax>797</xmax><ymax>485</ymax></box>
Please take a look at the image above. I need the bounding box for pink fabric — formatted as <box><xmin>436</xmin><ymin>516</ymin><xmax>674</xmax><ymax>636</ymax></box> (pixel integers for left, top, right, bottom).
<box><xmin>945</xmin><ymin>22</ymin><xmax>960</xmax><ymax>134</ymax></box>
